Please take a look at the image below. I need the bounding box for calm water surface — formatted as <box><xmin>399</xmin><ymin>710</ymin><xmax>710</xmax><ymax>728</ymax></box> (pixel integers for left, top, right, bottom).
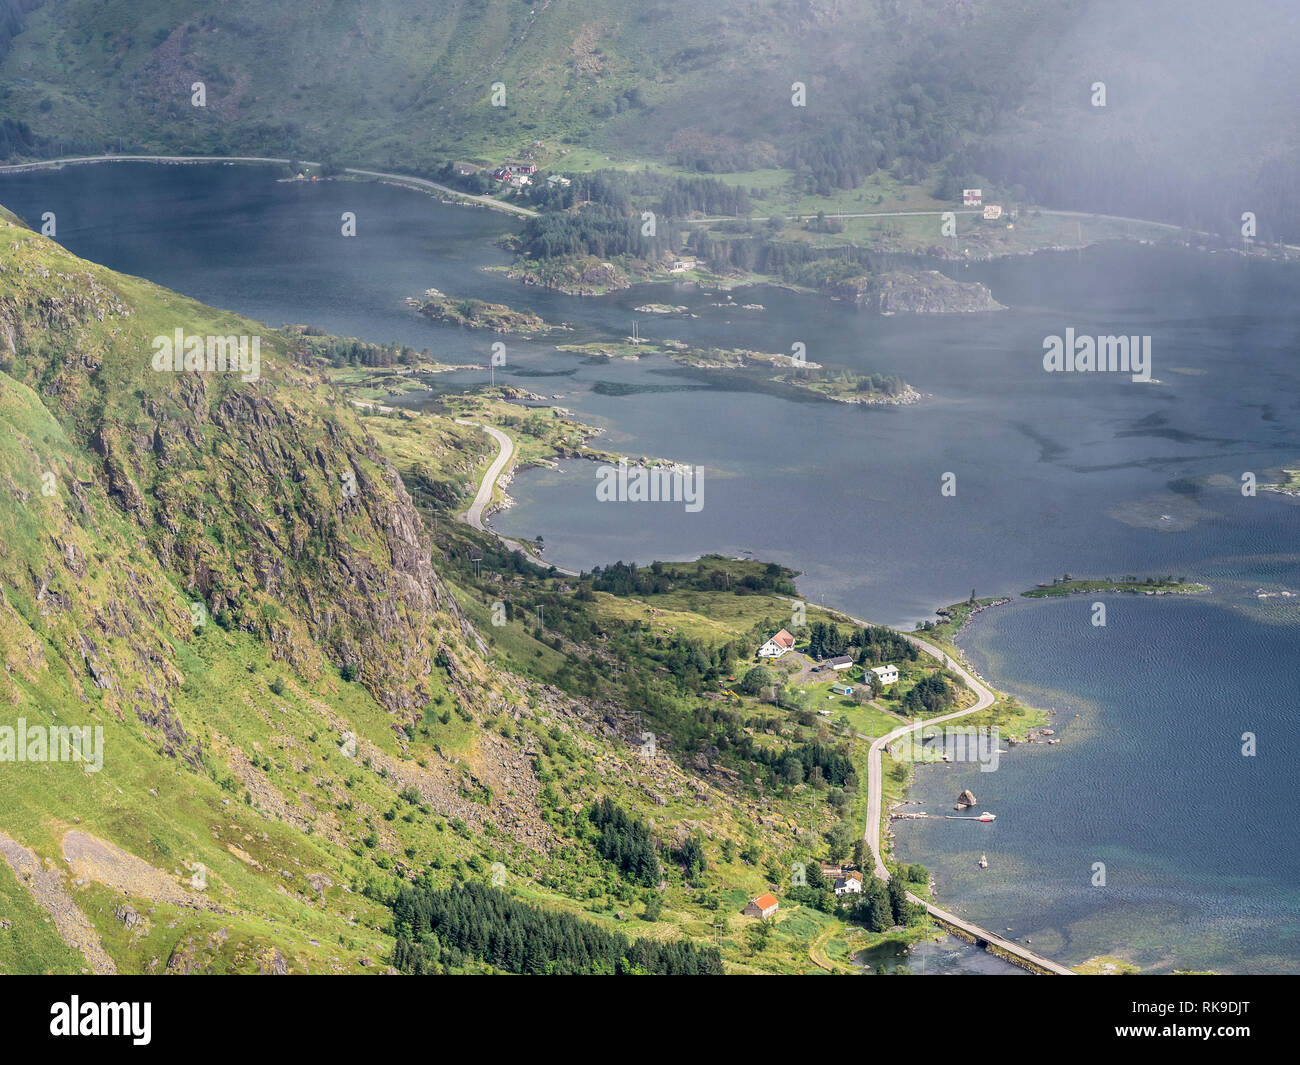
<box><xmin>4</xmin><ymin>163</ymin><xmax>1297</xmax><ymax>971</ymax></box>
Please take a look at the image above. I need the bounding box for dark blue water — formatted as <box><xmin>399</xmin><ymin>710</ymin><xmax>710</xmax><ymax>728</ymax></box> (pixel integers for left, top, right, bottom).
<box><xmin>916</xmin><ymin>589</ymin><xmax>1300</xmax><ymax>973</ymax></box>
<box><xmin>4</xmin><ymin>162</ymin><xmax>1298</xmax><ymax>971</ymax></box>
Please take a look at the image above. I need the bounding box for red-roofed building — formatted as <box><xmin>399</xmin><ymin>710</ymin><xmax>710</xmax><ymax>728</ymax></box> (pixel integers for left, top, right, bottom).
<box><xmin>744</xmin><ymin>893</ymin><xmax>780</xmax><ymax>918</ymax></box>
<box><xmin>758</xmin><ymin>629</ymin><xmax>796</xmax><ymax>658</ymax></box>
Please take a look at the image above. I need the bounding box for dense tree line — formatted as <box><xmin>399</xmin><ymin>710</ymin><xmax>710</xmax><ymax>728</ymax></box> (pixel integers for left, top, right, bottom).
<box><xmin>517</xmin><ymin>171</ymin><xmax>751</xmax><ymax>261</ymax></box>
<box><xmin>806</xmin><ymin>621</ymin><xmax>850</xmax><ymax>660</ymax></box>
<box><xmin>656</xmin><ymin>176</ymin><xmax>750</xmax><ymax>219</ymax></box>
<box><xmin>588</xmin><ymin>559</ymin><xmax>795</xmax><ymax>597</ymax></box>
<box><xmin>519</xmin><ymin>202</ymin><xmax>671</xmax><ymax>262</ymax></box>
<box><xmin>391</xmin><ymin>882</ymin><xmax>723</xmax><ymax>975</ymax></box>
<box><xmin>292</xmin><ymin>330</ymin><xmax>420</xmax><ymax>368</ymax></box>
<box><xmin>684</xmin><ymin>230</ymin><xmax>885</xmax><ymax>282</ymax></box>
<box><xmin>0</xmin><ymin>117</ymin><xmax>36</xmax><ymax>160</ymax></box>
<box><xmin>589</xmin><ymin>798</ymin><xmax>661</xmax><ymax>887</ymax></box>
<box><xmin>851</xmin><ymin>626</ymin><xmax>919</xmax><ymax>667</ymax></box>
<box><xmin>848</xmin><ymin>874</ymin><xmax>922</xmax><ymax>931</ymax></box>
<box><xmin>901</xmin><ymin>672</ymin><xmax>954</xmax><ymax>715</ymax></box>
<box><xmin>750</xmin><ymin>741</ymin><xmax>857</xmax><ymax>789</ymax></box>
<box><xmin>805</xmin><ymin>619</ymin><xmax>922</xmax><ymax>667</ymax></box>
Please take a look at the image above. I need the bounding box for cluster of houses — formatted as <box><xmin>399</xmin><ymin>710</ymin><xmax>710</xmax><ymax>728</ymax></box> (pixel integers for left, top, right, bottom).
<box><xmin>490</xmin><ymin>162</ymin><xmax>537</xmax><ymax>188</ymax></box>
<box><xmin>742</xmin><ymin>865</ymin><xmax>865</xmax><ymax>917</ymax></box>
<box><xmin>757</xmin><ymin>628</ymin><xmax>899</xmax><ymax>693</ymax></box>
<box><xmin>486</xmin><ymin>162</ymin><xmax>573</xmax><ymax>191</ymax></box>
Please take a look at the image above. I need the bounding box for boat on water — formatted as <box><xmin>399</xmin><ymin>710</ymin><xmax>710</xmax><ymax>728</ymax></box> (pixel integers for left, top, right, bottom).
<box><xmin>978</xmin><ymin>854</ymin><xmax>988</xmax><ymax>868</ymax></box>
<box><xmin>978</xmin><ymin>812</ymin><xmax>996</xmax><ymax>822</ymax></box>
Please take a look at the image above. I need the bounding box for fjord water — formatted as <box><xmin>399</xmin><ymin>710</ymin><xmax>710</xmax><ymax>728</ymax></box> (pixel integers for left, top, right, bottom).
<box><xmin>5</xmin><ymin>162</ymin><xmax>1299</xmax><ymax>972</ymax></box>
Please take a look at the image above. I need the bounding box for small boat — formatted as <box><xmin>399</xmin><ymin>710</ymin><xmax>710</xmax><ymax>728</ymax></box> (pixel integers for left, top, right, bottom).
<box><xmin>978</xmin><ymin>854</ymin><xmax>988</xmax><ymax>869</ymax></box>
<box><xmin>978</xmin><ymin>812</ymin><xmax>996</xmax><ymax>822</ymax></box>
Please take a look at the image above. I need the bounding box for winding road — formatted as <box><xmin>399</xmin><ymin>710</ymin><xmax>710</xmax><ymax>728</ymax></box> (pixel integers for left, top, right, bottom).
<box><xmin>454</xmin><ymin>419</ymin><xmax>579</xmax><ymax>575</ymax></box>
<box><xmin>863</xmin><ymin>630</ymin><xmax>994</xmax><ymax>881</ymax></box>
<box><xmin>456</xmin><ymin>419</ymin><xmax>516</xmax><ymax>531</ymax></box>
<box><xmin>783</xmin><ymin>597</ymin><xmax>1075</xmax><ymax>974</ymax></box>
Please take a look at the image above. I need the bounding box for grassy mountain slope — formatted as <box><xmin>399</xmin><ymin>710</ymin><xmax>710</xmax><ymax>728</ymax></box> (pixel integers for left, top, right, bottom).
<box><xmin>0</xmin><ymin>1</ymin><xmax>1051</xmax><ymax>171</ymax></box>
<box><xmin>1</xmin><ymin>205</ymin><xmax>979</xmax><ymax>973</ymax></box>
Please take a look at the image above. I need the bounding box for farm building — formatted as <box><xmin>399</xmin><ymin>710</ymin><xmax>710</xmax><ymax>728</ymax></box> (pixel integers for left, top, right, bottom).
<box><xmin>824</xmin><ymin>655</ymin><xmax>854</xmax><ymax>671</ymax></box>
<box><xmin>743</xmin><ymin>893</ymin><xmax>780</xmax><ymax>918</ymax></box>
<box><xmin>830</xmin><ymin>683</ymin><xmax>854</xmax><ymax>697</ymax></box>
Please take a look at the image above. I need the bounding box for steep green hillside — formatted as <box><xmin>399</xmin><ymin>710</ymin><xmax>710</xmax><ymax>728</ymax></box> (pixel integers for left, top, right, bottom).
<box><xmin>0</xmin><ymin>1</ymin><xmax>1052</xmax><ymax>184</ymax></box>
<box><xmin>1</xmin><ymin>205</ymin><xmax>996</xmax><ymax>973</ymax></box>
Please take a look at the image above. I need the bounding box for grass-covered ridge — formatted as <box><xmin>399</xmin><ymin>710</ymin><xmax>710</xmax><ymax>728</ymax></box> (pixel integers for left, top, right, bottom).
<box><xmin>0</xmin><ymin>206</ymin><xmax>964</xmax><ymax>973</ymax></box>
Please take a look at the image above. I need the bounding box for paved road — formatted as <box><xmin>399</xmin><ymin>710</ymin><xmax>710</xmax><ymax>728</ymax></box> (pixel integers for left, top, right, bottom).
<box><xmin>456</xmin><ymin>419</ymin><xmax>515</xmax><ymax>530</ymax></box>
<box><xmin>862</xmin><ymin>630</ymin><xmax>995</xmax><ymax>880</ymax></box>
<box><xmin>454</xmin><ymin>419</ymin><xmax>578</xmax><ymax>575</ymax></box>
<box><xmin>780</xmin><ymin>595</ymin><xmax>1074</xmax><ymax>974</ymax></box>
<box><xmin>917</xmin><ymin>894</ymin><xmax>1076</xmax><ymax>975</ymax></box>
<box><xmin>0</xmin><ymin>154</ymin><xmax>539</xmax><ymax>219</ymax></box>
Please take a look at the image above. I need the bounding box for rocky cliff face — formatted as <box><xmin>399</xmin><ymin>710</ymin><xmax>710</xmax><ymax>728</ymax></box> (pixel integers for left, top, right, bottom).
<box><xmin>0</xmin><ymin>214</ymin><xmax>455</xmax><ymax>726</ymax></box>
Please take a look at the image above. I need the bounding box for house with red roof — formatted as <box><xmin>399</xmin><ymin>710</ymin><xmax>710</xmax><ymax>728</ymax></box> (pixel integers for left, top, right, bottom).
<box><xmin>758</xmin><ymin>629</ymin><xmax>796</xmax><ymax>659</ymax></box>
<box><xmin>744</xmin><ymin>893</ymin><xmax>780</xmax><ymax>918</ymax></box>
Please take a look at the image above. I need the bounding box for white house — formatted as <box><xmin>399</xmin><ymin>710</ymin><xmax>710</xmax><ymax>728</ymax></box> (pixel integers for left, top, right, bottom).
<box><xmin>870</xmin><ymin>664</ymin><xmax>899</xmax><ymax>686</ymax></box>
<box><xmin>834</xmin><ymin>873</ymin><xmax>863</xmax><ymax>896</ymax></box>
<box><xmin>825</xmin><ymin>655</ymin><xmax>854</xmax><ymax>671</ymax></box>
<box><xmin>758</xmin><ymin>629</ymin><xmax>795</xmax><ymax>658</ymax></box>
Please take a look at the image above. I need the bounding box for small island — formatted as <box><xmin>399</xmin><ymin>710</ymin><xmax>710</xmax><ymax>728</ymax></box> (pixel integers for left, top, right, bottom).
<box><xmin>555</xmin><ymin>339</ymin><xmax>919</xmax><ymax>405</ymax></box>
<box><xmin>406</xmin><ymin>288</ymin><xmax>563</xmax><ymax>333</ymax></box>
<box><xmin>1260</xmin><ymin>466</ymin><xmax>1300</xmax><ymax>496</ymax></box>
<box><xmin>1022</xmin><ymin>575</ymin><xmax>1209</xmax><ymax>598</ymax></box>
<box><xmin>828</xmin><ymin>269</ymin><xmax>1006</xmax><ymax>315</ymax></box>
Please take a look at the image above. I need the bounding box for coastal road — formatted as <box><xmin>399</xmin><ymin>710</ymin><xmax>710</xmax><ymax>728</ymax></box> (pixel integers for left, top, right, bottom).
<box><xmin>862</xmin><ymin>630</ymin><xmax>995</xmax><ymax>881</ymax></box>
<box><xmin>781</xmin><ymin>596</ymin><xmax>1074</xmax><ymax>974</ymax></box>
<box><xmin>457</xmin><ymin>419</ymin><xmax>515</xmax><ymax>531</ymax></box>
<box><xmin>773</xmin><ymin>593</ymin><xmax>996</xmax><ymax>878</ymax></box>
<box><xmin>873</xmin><ymin>631</ymin><xmax>1075</xmax><ymax>974</ymax></box>
<box><xmin>454</xmin><ymin>419</ymin><xmax>579</xmax><ymax>575</ymax></box>
<box><xmin>0</xmin><ymin>155</ymin><xmax>539</xmax><ymax>219</ymax></box>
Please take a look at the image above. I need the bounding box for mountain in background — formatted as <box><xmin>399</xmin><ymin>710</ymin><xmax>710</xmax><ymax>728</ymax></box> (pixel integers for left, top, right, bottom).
<box><xmin>2</xmin><ymin>0</ymin><xmax>1299</xmax><ymax>239</ymax></box>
